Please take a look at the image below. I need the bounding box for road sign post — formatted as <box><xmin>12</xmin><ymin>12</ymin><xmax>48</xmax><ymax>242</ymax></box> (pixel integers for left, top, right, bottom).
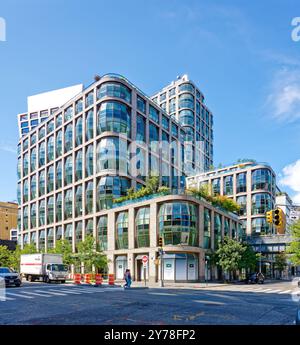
<box><xmin>142</xmin><ymin>255</ymin><xmax>148</xmax><ymax>287</ymax></box>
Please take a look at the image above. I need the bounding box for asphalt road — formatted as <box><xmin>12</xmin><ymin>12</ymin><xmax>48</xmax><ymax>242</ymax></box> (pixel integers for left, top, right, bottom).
<box><xmin>0</xmin><ymin>280</ymin><xmax>298</xmax><ymax>325</ymax></box>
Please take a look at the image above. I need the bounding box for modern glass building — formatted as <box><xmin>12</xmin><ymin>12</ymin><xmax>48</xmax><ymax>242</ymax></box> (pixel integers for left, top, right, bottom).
<box><xmin>151</xmin><ymin>74</ymin><xmax>213</xmax><ymax>174</ymax></box>
<box><xmin>187</xmin><ymin>161</ymin><xmax>277</xmax><ymax>239</ymax></box>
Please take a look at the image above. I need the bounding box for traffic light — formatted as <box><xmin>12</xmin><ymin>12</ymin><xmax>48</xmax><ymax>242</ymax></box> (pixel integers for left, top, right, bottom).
<box><xmin>266</xmin><ymin>210</ymin><xmax>273</xmax><ymax>224</ymax></box>
<box><xmin>274</xmin><ymin>208</ymin><xmax>283</xmax><ymax>226</ymax></box>
<box><xmin>158</xmin><ymin>237</ymin><xmax>163</xmax><ymax>247</ymax></box>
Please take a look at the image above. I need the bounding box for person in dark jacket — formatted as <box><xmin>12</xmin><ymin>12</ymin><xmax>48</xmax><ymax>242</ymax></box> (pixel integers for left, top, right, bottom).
<box><xmin>123</xmin><ymin>269</ymin><xmax>132</xmax><ymax>289</ymax></box>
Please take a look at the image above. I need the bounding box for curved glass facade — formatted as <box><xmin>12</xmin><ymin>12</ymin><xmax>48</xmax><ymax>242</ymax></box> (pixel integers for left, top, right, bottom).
<box><xmin>56</xmin><ymin>130</ymin><xmax>62</xmax><ymax>157</ymax></box>
<box><xmin>39</xmin><ymin>171</ymin><xmax>45</xmax><ymax>196</ymax></box>
<box><xmin>179</xmin><ymin>110</ymin><xmax>194</xmax><ymax>126</ymax></box>
<box><xmin>23</xmin><ymin>206</ymin><xmax>28</xmax><ymax>230</ymax></box>
<box><xmin>30</xmin><ymin>176</ymin><xmax>36</xmax><ymax>199</ymax></box>
<box><xmin>135</xmin><ymin>207</ymin><xmax>150</xmax><ymax>248</ymax></box>
<box><xmin>75</xmin><ymin>185</ymin><xmax>83</xmax><ymax>217</ymax></box>
<box><xmin>23</xmin><ymin>179</ymin><xmax>29</xmax><ymax>202</ymax></box>
<box><xmin>236</xmin><ymin>195</ymin><xmax>247</xmax><ymax>216</ymax></box>
<box><xmin>179</xmin><ymin>93</ymin><xmax>194</xmax><ymax>110</ymax></box>
<box><xmin>47</xmin><ymin>196</ymin><xmax>54</xmax><ymax>224</ymax></box>
<box><xmin>65</xmin><ymin>156</ymin><xmax>73</xmax><ymax>185</ymax></box>
<box><xmin>96</xmin><ymin>176</ymin><xmax>130</xmax><ymax>210</ymax></box>
<box><xmin>75</xmin><ymin>150</ymin><xmax>82</xmax><ymax>180</ymax></box>
<box><xmin>252</xmin><ymin>169</ymin><xmax>272</xmax><ymax>192</ymax></box>
<box><xmin>47</xmin><ymin>136</ymin><xmax>54</xmax><ymax>161</ymax></box>
<box><xmin>85</xmin><ymin>219</ymin><xmax>93</xmax><ymax>237</ymax></box>
<box><xmin>39</xmin><ymin>200</ymin><xmax>45</xmax><ymax>226</ymax></box>
<box><xmin>97</xmin><ymin>101</ymin><xmax>131</xmax><ymax>136</ymax></box>
<box><xmin>75</xmin><ymin>117</ymin><xmax>83</xmax><ymax>146</ymax></box>
<box><xmin>85</xmin><ymin>181</ymin><xmax>93</xmax><ymax>214</ymax></box>
<box><xmin>97</xmin><ymin>82</ymin><xmax>131</xmax><ymax>103</ymax></box>
<box><xmin>179</xmin><ymin>83</ymin><xmax>195</xmax><ymax>93</ymax></box>
<box><xmin>56</xmin><ymin>161</ymin><xmax>62</xmax><ymax>189</ymax></box>
<box><xmin>223</xmin><ymin>175</ymin><xmax>233</xmax><ymax>195</ymax></box>
<box><xmin>158</xmin><ymin>202</ymin><xmax>198</xmax><ymax>246</ymax></box>
<box><xmin>39</xmin><ymin>142</ymin><xmax>45</xmax><ymax>167</ymax></box>
<box><xmin>252</xmin><ymin>217</ymin><xmax>270</xmax><ymax>235</ymax></box>
<box><xmin>47</xmin><ymin>166</ymin><xmax>54</xmax><ymax>193</ymax></box>
<box><xmin>64</xmin><ymin>124</ymin><xmax>73</xmax><ymax>152</ymax></box>
<box><xmin>30</xmin><ymin>203</ymin><xmax>36</xmax><ymax>228</ymax></box>
<box><xmin>252</xmin><ymin>193</ymin><xmax>272</xmax><ymax>215</ymax></box>
<box><xmin>97</xmin><ymin>216</ymin><xmax>107</xmax><ymax>251</ymax></box>
<box><xmin>30</xmin><ymin>148</ymin><xmax>37</xmax><ymax>171</ymax></box>
<box><xmin>203</xmin><ymin>208</ymin><xmax>211</xmax><ymax>249</ymax></box>
<box><xmin>85</xmin><ymin>144</ymin><xmax>94</xmax><ymax>177</ymax></box>
<box><xmin>56</xmin><ymin>193</ymin><xmax>62</xmax><ymax>222</ymax></box>
<box><xmin>64</xmin><ymin>189</ymin><xmax>73</xmax><ymax>219</ymax></box>
<box><xmin>236</xmin><ymin>172</ymin><xmax>246</xmax><ymax>193</ymax></box>
<box><xmin>214</xmin><ymin>213</ymin><xmax>222</xmax><ymax>248</ymax></box>
<box><xmin>116</xmin><ymin>212</ymin><xmax>128</xmax><ymax>249</ymax></box>
<box><xmin>86</xmin><ymin>110</ymin><xmax>94</xmax><ymax>141</ymax></box>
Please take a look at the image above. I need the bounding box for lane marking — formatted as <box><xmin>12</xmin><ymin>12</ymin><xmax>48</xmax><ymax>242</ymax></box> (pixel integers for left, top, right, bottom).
<box><xmin>193</xmin><ymin>299</ymin><xmax>225</xmax><ymax>305</ymax></box>
<box><xmin>148</xmin><ymin>292</ymin><xmax>177</xmax><ymax>296</ymax></box>
<box><xmin>264</xmin><ymin>289</ymin><xmax>282</xmax><ymax>293</ymax></box>
<box><xmin>50</xmin><ymin>289</ymin><xmax>83</xmax><ymax>295</ymax></box>
<box><xmin>5</xmin><ymin>292</ymin><xmax>34</xmax><ymax>299</ymax></box>
<box><xmin>278</xmin><ymin>290</ymin><xmax>292</xmax><ymax>294</ymax></box>
<box><xmin>0</xmin><ymin>296</ymin><xmax>15</xmax><ymax>301</ymax></box>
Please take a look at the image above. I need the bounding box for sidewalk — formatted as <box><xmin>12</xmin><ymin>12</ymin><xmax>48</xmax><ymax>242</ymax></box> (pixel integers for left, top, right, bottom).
<box><xmin>117</xmin><ymin>280</ymin><xmax>230</xmax><ymax>289</ymax></box>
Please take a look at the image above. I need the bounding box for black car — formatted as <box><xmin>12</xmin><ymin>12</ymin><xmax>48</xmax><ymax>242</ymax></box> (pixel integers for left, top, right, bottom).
<box><xmin>245</xmin><ymin>272</ymin><xmax>265</xmax><ymax>284</ymax></box>
<box><xmin>0</xmin><ymin>267</ymin><xmax>22</xmax><ymax>287</ymax></box>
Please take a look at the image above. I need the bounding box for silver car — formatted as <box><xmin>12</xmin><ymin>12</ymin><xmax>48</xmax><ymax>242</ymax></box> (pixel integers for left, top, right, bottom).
<box><xmin>0</xmin><ymin>267</ymin><xmax>22</xmax><ymax>287</ymax></box>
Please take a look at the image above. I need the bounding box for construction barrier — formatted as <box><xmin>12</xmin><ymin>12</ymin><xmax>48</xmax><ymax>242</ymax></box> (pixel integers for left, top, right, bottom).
<box><xmin>95</xmin><ymin>274</ymin><xmax>103</xmax><ymax>286</ymax></box>
<box><xmin>85</xmin><ymin>274</ymin><xmax>91</xmax><ymax>284</ymax></box>
<box><xmin>108</xmin><ymin>274</ymin><xmax>115</xmax><ymax>286</ymax></box>
<box><xmin>74</xmin><ymin>273</ymin><xmax>81</xmax><ymax>285</ymax></box>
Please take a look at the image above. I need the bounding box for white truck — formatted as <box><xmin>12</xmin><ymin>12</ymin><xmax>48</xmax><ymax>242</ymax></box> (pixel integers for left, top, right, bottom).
<box><xmin>20</xmin><ymin>254</ymin><xmax>69</xmax><ymax>283</ymax></box>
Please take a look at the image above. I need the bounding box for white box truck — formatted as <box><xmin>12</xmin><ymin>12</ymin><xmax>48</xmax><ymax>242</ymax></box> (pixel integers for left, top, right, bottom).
<box><xmin>20</xmin><ymin>254</ymin><xmax>69</xmax><ymax>283</ymax></box>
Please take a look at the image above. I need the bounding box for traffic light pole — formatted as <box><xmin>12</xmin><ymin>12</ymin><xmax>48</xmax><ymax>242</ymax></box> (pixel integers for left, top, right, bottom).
<box><xmin>159</xmin><ymin>248</ymin><xmax>164</xmax><ymax>287</ymax></box>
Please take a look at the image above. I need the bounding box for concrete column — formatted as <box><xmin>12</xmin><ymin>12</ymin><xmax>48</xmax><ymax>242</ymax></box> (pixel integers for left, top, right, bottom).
<box><xmin>198</xmin><ymin>251</ymin><xmax>205</xmax><ymax>282</ymax></box>
<box><xmin>107</xmin><ymin>212</ymin><xmax>115</xmax><ymax>251</ymax></box>
<box><xmin>148</xmin><ymin>249</ymin><xmax>157</xmax><ymax>283</ymax></box>
<box><xmin>128</xmin><ymin>252</ymin><xmax>135</xmax><ymax>280</ymax></box>
<box><xmin>128</xmin><ymin>208</ymin><xmax>135</xmax><ymax>250</ymax></box>
<box><xmin>149</xmin><ymin>203</ymin><xmax>158</xmax><ymax>247</ymax></box>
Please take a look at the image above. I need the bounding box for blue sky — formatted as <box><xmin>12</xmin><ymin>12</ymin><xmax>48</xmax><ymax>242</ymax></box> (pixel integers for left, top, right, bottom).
<box><xmin>0</xmin><ymin>0</ymin><xmax>300</xmax><ymax>202</ymax></box>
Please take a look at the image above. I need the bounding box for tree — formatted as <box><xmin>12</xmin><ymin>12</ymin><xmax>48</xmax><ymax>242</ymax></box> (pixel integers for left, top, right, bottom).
<box><xmin>0</xmin><ymin>245</ymin><xmax>11</xmax><ymax>267</ymax></box>
<box><xmin>74</xmin><ymin>235</ymin><xmax>108</xmax><ymax>273</ymax></box>
<box><xmin>288</xmin><ymin>220</ymin><xmax>300</xmax><ymax>265</ymax></box>
<box><xmin>215</xmin><ymin>237</ymin><xmax>246</xmax><ymax>281</ymax></box>
<box><xmin>239</xmin><ymin>244</ymin><xmax>258</xmax><ymax>273</ymax></box>
<box><xmin>48</xmin><ymin>239</ymin><xmax>75</xmax><ymax>266</ymax></box>
<box><xmin>274</xmin><ymin>252</ymin><xmax>287</xmax><ymax>278</ymax></box>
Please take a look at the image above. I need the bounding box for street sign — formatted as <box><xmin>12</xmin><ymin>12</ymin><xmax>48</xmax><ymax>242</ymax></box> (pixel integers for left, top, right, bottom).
<box><xmin>142</xmin><ymin>255</ymin><xmax>148</xmax><ymax>264</ymax></box>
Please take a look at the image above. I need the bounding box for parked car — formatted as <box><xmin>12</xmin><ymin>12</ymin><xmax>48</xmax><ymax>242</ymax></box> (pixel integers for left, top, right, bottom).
<box><xmin>0</xmin><ymin>267</ymin><xmax>22</xmax><ymax>287</ymax></box>
<box><xmin>245</xmin><ymin>272</ymin><xmax>265</xmax><ymax>284</ymax></box>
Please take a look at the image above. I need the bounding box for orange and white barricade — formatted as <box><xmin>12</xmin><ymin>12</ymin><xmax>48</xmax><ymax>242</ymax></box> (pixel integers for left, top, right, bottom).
<box><xmin>108</xmin><ymin>274</ymin><xmax>114</xmax><ymax>286</ymax></box>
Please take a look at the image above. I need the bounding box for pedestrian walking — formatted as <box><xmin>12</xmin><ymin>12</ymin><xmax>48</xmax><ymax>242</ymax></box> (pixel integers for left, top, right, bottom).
<box><xmin>123</xmin><ymin>269</ymin><xmax>132</xmax><ymax>289</ymax></box>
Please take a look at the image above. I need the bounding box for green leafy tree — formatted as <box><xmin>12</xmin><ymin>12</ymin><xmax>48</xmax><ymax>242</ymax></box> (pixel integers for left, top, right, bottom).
<box><xmin>0</xmin><ymin>245</ymin><xmax>11</xmax><ymax>267</ymax></box>
<box><xmin>74</xmin><ymin>235</ymin><xmax>108</xmax><ymax>273</ymax></box>
<box><xmin>274</xmin><ymin>252</ymin><xmax>287</xmax><ymax>277</ymax></box>
<box><xmin>288</xmin><ymin>220</ymin><xmax>300</xmax><ymax>265</ymax></box>
<box><xmin>215</xmin><ymin>237</ymin><xmax>246</xmax><ymax>281</ymax></box>
<box><xmin>239</xmin><ymin>244</ymin><xmax>258</xmax><ymax>273</ymax></box>
<box><xmin>48</xmin><ymin>239</ymin><xmax>75</xmax><ymax>266</ymax></box>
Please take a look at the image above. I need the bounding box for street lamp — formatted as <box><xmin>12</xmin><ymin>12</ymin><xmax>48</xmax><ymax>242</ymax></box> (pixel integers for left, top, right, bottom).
<box><xmin>259</xmin><ymin>240</ymin><xmax>262</xmax><ymax>274</ymax></box>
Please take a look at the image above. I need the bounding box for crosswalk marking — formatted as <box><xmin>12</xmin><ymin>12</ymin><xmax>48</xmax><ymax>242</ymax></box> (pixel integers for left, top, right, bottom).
<box><xmin>57</xmin><ymin>289</ymin><xmax>85</xmax><ymax>295</ymax></box>
<box><xmin>21</xmin><ymin>291</ymin><xmax>53</xmax><ymax>298</ymax></box>
<box><xmin>6</xmin><ymin>292</ymin><xmax>34</xmax><ymax>299</ymax></box>
<box><xmin>35</xmin><ymin>290</ymin><xmax>67</xmax><ymax>296</ymax></box>
<box><xmin>278</xmin><ymin>290</ymin><xmax>292</xmax><ymax>294</ymax></box>
<box><xmin>264</xmin><ymin>289</ymin><xmax>282</xmax><ymax>293</ymax></box>
<box><xmin>0</xmin><ymin>296</ymin><xmax>15</xmax><ymax>301</ymax></box>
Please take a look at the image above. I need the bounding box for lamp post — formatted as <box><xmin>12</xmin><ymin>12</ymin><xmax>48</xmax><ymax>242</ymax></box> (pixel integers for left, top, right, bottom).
<box><xmin>205</xmin><ymin>259</ymin><xmax>208</xmax><ymax>287</ymax></box>
<box><xmin>259</xmin><ymin>240</ymin><xmax>262</xmax><ymax>274</ymax></box>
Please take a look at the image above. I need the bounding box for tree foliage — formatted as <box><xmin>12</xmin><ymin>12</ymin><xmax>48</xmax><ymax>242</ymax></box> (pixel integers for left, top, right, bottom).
<box><xmin>0</xmin><ymin>245</ymin><xmax>11</xmax><ymax>267</ymax></box>
<box><xmin>274</xmin><ymin>252</ymin><xmax>287</xmax><ymax>273</ymax></box>
<box><xmin>48</xmin><ymin>239</ymin><xmax>75</xmax><ymax>266</ymax></box>
<box><xmin>287</xmin><ymin>220</ymin><xmax>300</xmax><ymax>265</ymax></box>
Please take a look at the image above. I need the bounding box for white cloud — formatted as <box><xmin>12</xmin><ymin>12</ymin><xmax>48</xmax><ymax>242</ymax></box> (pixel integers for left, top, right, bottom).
<box><xmin>279</xmin><ymin>159</ymin><xmax>300</xmax><ymax>203</ymax></box>
<box><xmin>0</xmin><ymin>141</ymin><xmax>16</xmax><ymax>154</ymax></box>
<box><xmin>267</xmin><ymin>68</ymin><xmax>300</xmax><ymax>122</ymax></box>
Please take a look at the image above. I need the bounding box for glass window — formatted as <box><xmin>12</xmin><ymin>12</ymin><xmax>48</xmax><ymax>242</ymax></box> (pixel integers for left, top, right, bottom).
<box><xmin>75</xmin><ymin>221</ymin><xmax>83</xmax><ymax>244</ymax></box>
<box><xmin>85</xmin><ymin>144</ymin><xmax>94</xmax><ymax>177</ymax></box>
<box><xmin>56</xmin><ymin>161</ymin><xmax>62</xmax><ymax>189</ymax></box>
<box><xmin>179</xmin><ymin>93</ymin><xmax>194</xmax><ymax>110</ymax></box>
<box><xmin>47</xmin><ymin>197</ymin><xmax>54</xmax><ymax>224</ymax></box>
<box><xmin>75</xmin><ymin>117</ymin><xmax>83</xmax><ymax>146</ymax></box>
<box><xmin>39</xmin><ymin>200</ymin><xmax>45</xmax><ymax>226</ymax></box>
<box><xmin>252</xmin><ymin>217</ymin><xmax>271</xmax><ymax>236</ymax></box>
<box><xmin>64</xmin><ymin>106</ymin><xmax>73</xmax><ymax>122</ymax></box>
<box><xmin>214</xmin><ymin>213</ymin><xmax>222</xmax><ymax>248</ymax></box>
<box><xmin>64</xmin><ymin>155</ymin><xmax>73</xmax><ymax>185</ymax></box>
<box><xmin>179</xmin><ymin>110</ymin><xmax>194</xmax><ymax>126</ymax></box>
<box><xmin>56</xmin><ymin>113</ymin><xmax>62</xmax><ymax>128</ymax></box>
<box><xmin>17</xmin><ymin>158</ymin><xmax>21</xmax><ymax>180</ymax></box>
<box><xmin>162</xmin><ymin>115</ymin><xmax>169</xmax><ymax>131</ymax></box>
<box><xmin>161</xmin><ymin>131</ymin><xmax>170</xmax><ymax>161</ymax></box>
<box><xmin>179</xmin><ymin>83</ymin><xmax>195</xmax><ymax>93</ymax></box>
<box><xmin>169</xmin><ymin>98</ymin><xmax>176</xmax><ymax>113</ymax></box>
<box><xmin>30</xmin><ymin>203</ymin><xmax>36</xmax><ymax>228</ymax></box>
<box><xmin>237</xmin><ymin>172</ymin><xmax>247</xmax><ymax>193</ymax></box>
<box><xmin>85</xmin><ymin>181</ymin><xmax>93</xmax><ymax>214</ymax></box>
<box><xmin>64</xmin><ymin>224</ymin><xmax>73</xmax><ymax>243</ymax></box>
<box><xmin>75</xmin><ymin>185</ymin><xmax>83</xmax><ymax>217</ymax></box>
<box><xmin>39</xmin><ymin>170</ymin><xmax>45</xmax><ymax>196</ymax></box>
<box><xmin>39</xmin><ymin>142</ymin><xmax>45</xmax><ymax>167</ymax></box>
<box><xmin>237</xmin><ymin>196</ymin><xmax>247</xmax><ymax>216</ymax></box>
<box><xmin>96</xmin><ymin>176</ymin><xmax>130</xmax><ymax>211</ymax></box>
<box><xmin>56</xmin><ymin>226</ymin><xmax>62</xmax><ymax>241</ymax></box>
<box><xmin>171</xmin><ymin>123</ymin><xmax>178</xmax><ymax>137</ymax></box>
<box><xmin>158</xmin><ymin>202</ymin><xmax>198</xmax><ymax>246</ymax></box>
<box><xmin>135</xmin><ymin>207</ymin><xmax>150</xmax><ymax>248</ymax></box>
<box><xmin>86</xmin><ymin>91</ymin><xmax>94</xmax><ymax>108</ymax></box>
<box><xmin>47</xmin><ymin>228</ymin><xmax>54</xmax><ymax>249</ymax></box>
<box><xmin>23</xmin><ymin>179</ymin><xmax>29</xmax><ymax>202</ymax></box>
<box><xmin>30</xmin><ymin>175</ymin><xmax>36</xmax><ymax>200</ymax></box>
<box><xmin>97</xmin><ymin>82</ymin><xmax>131</xmax><ymax>103</ymax></box>
<box><xmin>75</xmin><ymin>150</ymin><xmax>82</xmax><ymax>181</ymax></box>
<box><xmin>252</xmin><ymin>193</ymin><xmax>273</xmax><ymax>215</ymax></box>
<box><xmin>149</xmin><ymin>123</ymin><xmax>159</xmax><ymax>153</ymax></box>
<box><xmin>47</xmin><ymin>120</ymin><xmax>54</xmax><ymax>134</ymax></box>
<box><xmin>56</xmin><ymin>130</ymin><xmax>63</xmax><ymax>157</ymax></box>
<box><xmin>96</xmin><ymin>137</ymin><xmax>128</xmax><ymax>174</ymax></box>
<box><xmin>97</xmin><ymin>101</ymin><xmax>131</xmax><ymax>136</ymax></box>
<box><xmin>75</xmin><ymin>99</ymin><xmax>83</xmax><ymax>114</ymax></box>
<box><xmin>23</xmin><ymin>153</ymin><xmax>29</xmax><ymax>176</ymax></box>
<box><xmin>137</xmin><ymin>96</ymin><xmax>146</xmax><ymax>113</ymax></box>
<box><xmin>160</xmin><ymin>92</ymin><xmax>166</xmax><ymax>102</ymax></box>
<box><xmin>223</xmin><ymin>175</ymin><xmax>233</xmax><ymax>195</ymax></box>
<box><xmin>136</xmin><ymin>114</ymin><xmax>146</xmax><ymax>142</ymax></box>
<box><xmin>212</xmin><ymin>179</ymin><xmax>220</xmax><ymax>195</ymax></box>
<box><xmin>149</xmin><ymin>105</ymin><xmax>159</xmax><ymax>122</ymax></box>
<box><xmin>31</xmin><ymin>134</ymin><xmax>36</xmax><ymax>146</ymax></box>
<box><xmin>64</xmin><ymin>189</ymin><xmax>73</xmax><ymax>219</ymax></box>
<box><xmin>64</xmin><ymin>124</ymin><xmax>73</xmax><ymax>152</ymax></box>
<box><xmin>47</xmin><ymin>136</ymin><xmax>54</xmax><ymax>162</ymax></box>
<box><xmin>23</xmin><ymin>206</ymin><xmax>29</xmax><ymax>230</ymax></box>
<box><xmin>97</xmin><ymin>216</ymin><xmax>107</xmax><ymax>251</ymax></box>
<box><xmin>116</xmin><ymin>212</ymin><xmax>128</xmax><ymax>249</ymax></box>
<box><xmin>39</xmin><ymin>126</ymin><xmax>45</xmax><ymax>140</ymax></box>
<box><xmin>252</xmin><ymin>169</ymin><xmax>272</xmax><ymax>192</ymax></box>
<box><xmin>47</xmin><ymin>166</ymin><xmax>54</xmax><ymax>193</ymax></box>
<box><xmin>86</xmin><ymin>110</ymin><xmax>94</xmax><ymax>141</ymax></box>
<box><xmin>85</xmin><ymin>219</ymin><xmax>93</xmax><ymax>237</ymax></box>
<box><xmin>38</xmin><ymin>230</ymin><xmax>45</xmax><ymax>251</ymax></box>
<box><xmin>203</xmin><ymin>208</ymin><xmax>211</xmax><ymax>249</ymax></box>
